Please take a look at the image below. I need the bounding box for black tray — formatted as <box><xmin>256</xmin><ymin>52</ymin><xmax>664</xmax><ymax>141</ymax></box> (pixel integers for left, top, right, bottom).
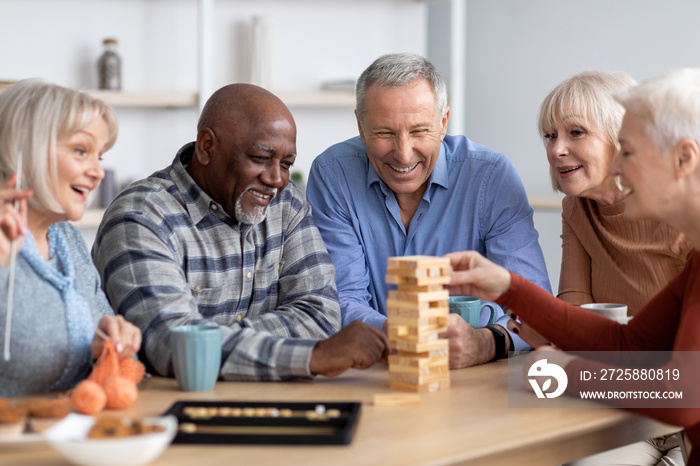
<box><xmin>163</xmin><ymin>400</ymin><xmax>361</xmax><ymax>445</ymax></box>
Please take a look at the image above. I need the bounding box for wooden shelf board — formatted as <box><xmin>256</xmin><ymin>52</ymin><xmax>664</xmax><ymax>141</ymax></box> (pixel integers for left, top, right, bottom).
<box><xmin>0</xmin><ymin>87</ymin><xmax>354</xmax><ymax>109</ymax></box>
<box><xmin>277</xmin><ymin>90</ymin><xmax>355</xmax><ymax>108</ymax></box>
<box><xmin>84</xmin><ymin>90</ymin><xmax>199</xmax><ymax>108</ymax></box>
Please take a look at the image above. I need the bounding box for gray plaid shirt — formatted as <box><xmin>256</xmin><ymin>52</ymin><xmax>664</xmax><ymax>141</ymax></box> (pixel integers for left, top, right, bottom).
<box><xmin>92</xmin><ymin>143</ymin><xmax>341</xmax><ymax>381</ymax></box>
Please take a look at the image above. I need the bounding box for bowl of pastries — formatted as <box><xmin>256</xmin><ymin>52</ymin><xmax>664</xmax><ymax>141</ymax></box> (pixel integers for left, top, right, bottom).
<box><xmin>44</xmin><ymin>414</ymin><xmax>177</xmax><ymax>466</ymax></box>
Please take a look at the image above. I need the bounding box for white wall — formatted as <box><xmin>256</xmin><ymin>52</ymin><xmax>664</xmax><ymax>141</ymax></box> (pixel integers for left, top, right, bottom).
<box><xmin>458</xmin><ymin>0</ymin><xmax>700</xmax><ymax>198</ymax></box>
<box><xmin>6</xmin><ymin>0</ymin><xmax>700</xmax><ymax>292</ymax></box>
<box><xmin>0</xmin><ymin>0</ymin><xmax>426</xmax><ymax>186</ymax></box>
<box><xmin>425</xmin><ymin>0</ymin><xmax>700</xmax><ymax>292</ymax></box>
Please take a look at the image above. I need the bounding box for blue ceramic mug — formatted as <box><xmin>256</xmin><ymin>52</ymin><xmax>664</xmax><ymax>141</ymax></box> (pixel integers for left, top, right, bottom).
<box><xmin>170</xmin><ymin>325</ymin><xmax>222</xmax><ymax>391</ymax></box>
<box><xmin>449</xmin><ymin>296</ymin><xmax>496</xmax><ymax>328</ymax></box>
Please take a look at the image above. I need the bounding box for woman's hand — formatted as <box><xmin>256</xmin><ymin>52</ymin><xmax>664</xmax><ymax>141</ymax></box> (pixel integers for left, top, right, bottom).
<box><xmin>506</xmin><ymin>310</ymin><xmax>551</xmax><ymax>349</ymax></box>
<box><xmin>91</xmin><ymin>315</ymin><xmax>142</xmax><ymax>360</ymax></box>
<box><xmin>443</xmin><ymin>250</ymin><xmax>512</xmax><ymax>302</ymax></box>
<box><xmin>0</xmin><ymin>174</ymin><xmax>32</xmax><ymax>267</ymax></box>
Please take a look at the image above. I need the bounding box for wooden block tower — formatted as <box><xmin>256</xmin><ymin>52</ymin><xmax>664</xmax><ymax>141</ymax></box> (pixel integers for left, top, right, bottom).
<box><xmin>386</xmin><ymin>255</ymin><xmax>451</xmax><ymax>392</ymax></box>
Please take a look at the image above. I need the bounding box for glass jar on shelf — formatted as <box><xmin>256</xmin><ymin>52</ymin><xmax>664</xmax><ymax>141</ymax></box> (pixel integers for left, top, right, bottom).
<box><xmin>97</xmin><ymin>38</ymin><xmax>122</xmax><ymax>90</ymax></box>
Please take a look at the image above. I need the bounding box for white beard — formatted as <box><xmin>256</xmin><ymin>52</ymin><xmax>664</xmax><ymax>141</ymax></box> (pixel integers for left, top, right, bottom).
<box><xmin>234</xmin><ymin>186</ymin><xmax>277</xmax><ymax>225</ymax></box>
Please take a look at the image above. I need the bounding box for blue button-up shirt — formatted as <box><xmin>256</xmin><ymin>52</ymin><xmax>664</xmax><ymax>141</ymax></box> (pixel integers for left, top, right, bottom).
<box><xmin>307</xmin><ymin>135</ymin><xmax>551</xmax><ymax>352</ymax></box>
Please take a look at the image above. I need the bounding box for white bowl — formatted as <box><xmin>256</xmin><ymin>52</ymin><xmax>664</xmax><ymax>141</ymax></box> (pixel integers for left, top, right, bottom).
<box><xmin>44</xmin><ymin>413</ymin><xmax>177</xmax><ymax>466</ymax></box>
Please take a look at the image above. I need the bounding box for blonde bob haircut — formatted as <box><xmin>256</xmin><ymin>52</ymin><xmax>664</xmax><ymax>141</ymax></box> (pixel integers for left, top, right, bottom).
<box><xmin>0</xmin><ymin>79</ymin><xmax>118</xmax><ymax>213</ymax></box>
<box><xmin>538</xmin><ymin>71</ymin><xmax>636</xmax><ymax>192</ymax></box>
<box><xmin>615</xmin><ymin>67</ymin><xmax>700</xmax><ymax>154</ymax></box>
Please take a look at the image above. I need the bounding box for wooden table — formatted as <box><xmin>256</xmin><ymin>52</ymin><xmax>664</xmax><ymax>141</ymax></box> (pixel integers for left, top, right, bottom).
<box><xmin>3</xmin><ymin>356</ymin><xmax>678</xmax><ymax>466</ymax></box>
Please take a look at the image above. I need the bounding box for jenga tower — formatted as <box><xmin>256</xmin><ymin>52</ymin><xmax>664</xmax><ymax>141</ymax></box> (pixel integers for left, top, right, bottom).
<box><xmin>386</xmin><ymin>255</ymin><xmax>451</xmax><ymax>392</ymax></box>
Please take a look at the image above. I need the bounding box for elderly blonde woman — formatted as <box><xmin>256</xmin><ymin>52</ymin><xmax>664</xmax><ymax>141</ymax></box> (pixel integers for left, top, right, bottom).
<box><xmin>541</xmin><ymin>71</ymin><xmax>692</xmax><ymax>316</ymax></box>
<box><xmin>445</xmin><ymin>67</ymin><xmax>700</xmax><ymax>466</ymax></box>
<box><xmin>534</xmin><ymin>72</ymin><xmax>693</xmax><ymax>465</ymax></box>
<box><xmin>0</xmin><ymin>80</ymin><xmax>141</xmax><ymax>396</ymax></box>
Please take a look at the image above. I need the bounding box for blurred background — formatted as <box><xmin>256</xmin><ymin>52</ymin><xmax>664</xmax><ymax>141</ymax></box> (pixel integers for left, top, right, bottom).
<box><xmin>2</xmin><ymin>0</ymin><xmax>699</xmax><ymax>292</ymax></box>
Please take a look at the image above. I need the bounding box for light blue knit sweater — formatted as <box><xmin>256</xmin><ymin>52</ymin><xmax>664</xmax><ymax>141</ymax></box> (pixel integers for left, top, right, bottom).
<box><xmin>0</xmin><ymin>222</ymin><xmax>113</xmax><ymax>396</ymax></box>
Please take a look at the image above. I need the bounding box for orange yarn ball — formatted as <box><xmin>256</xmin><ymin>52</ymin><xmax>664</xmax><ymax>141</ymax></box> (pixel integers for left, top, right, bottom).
<box><xmin>103</xmin><ymin>376</ymin><xmax>138</xmax><ymax>410</ymax></box>
<box><xmin>119</xmin><ymin>358</ymin><xmax>146</xmax><ymax>384</ymax></box>
<box><xmin>88</xmin><ymin>341</ymin><xmax>119</xmax><ymax>385</ymax></box>
<box><xmin>71</xmin><ymin>380</ymin><xmax>107</xmax><ymax>415</ymax></box>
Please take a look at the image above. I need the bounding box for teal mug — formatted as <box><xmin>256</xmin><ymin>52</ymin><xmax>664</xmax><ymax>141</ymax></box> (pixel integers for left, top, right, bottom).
<box><xmin>449</xmin><ymin>296</ymin><xmax>496</xmax><ymax>328</ymax></box>
<box><xmin>170</xmin><ymin>325</ymin><xmax>222</xmax><ymax>392</ymax></box>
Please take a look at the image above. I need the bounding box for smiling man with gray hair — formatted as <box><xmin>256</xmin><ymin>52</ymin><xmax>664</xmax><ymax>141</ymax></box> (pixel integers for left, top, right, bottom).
<box><xmin>306</xmin><ymin>53</ymin><xmax>551</xmax><ymax>368</ymax></box>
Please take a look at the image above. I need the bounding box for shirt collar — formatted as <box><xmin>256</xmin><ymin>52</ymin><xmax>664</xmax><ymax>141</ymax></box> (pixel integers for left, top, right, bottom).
<box><xmin>170</xmin><ymin>142</ymin><xmax>233</xmax><ymax>225</ymax></box>
<box><xmin>366</xmin><ymin>140</ymin><xmax>449</xmax><ymax>196</ymax></box>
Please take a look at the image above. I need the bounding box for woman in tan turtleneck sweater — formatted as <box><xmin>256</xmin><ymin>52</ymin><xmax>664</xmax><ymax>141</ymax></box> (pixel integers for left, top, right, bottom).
<box><xmin>533</xmin><ymin>71</ymin><xmax>693</xmax><ymax>465</ymax></box>
<box><xmin>540</xmin><ymin>71</ymin><xmax>693</xmax><ymax>317</ymax></box>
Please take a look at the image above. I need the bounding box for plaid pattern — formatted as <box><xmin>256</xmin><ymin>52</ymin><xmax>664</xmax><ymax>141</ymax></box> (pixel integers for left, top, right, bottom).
<box><xmin>92</xmin><ymin>143</ymin><xmax>340</xmax><ymax>381</ymax></box>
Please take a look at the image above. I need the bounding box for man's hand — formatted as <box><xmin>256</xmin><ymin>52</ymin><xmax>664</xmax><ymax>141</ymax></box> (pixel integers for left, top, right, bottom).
<box><xmin>506</xmin><ymin>309</ymin><xmax>550</xmax><ymax>349</ymax></box>
<box><xmin>440</xmin><ymin>314</ymin><xmax>502</xmax><ymax>368</ymax></box>
<box><xmin>309</xmin><ymin>321</ymin><xmax>389</xmax><ymax>377</ymax></box>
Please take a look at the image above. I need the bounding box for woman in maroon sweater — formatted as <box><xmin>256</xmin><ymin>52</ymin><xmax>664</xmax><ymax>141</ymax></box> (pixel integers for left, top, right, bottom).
<box><xmin>446</xmin><ymin>68</ymin><xmax>700</xmax><ymax>465</ymax></box>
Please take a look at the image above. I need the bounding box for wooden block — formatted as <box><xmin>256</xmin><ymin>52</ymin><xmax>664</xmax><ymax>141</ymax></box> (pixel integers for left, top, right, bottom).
<box><xmin>386</xmin><ymin>267</ymin><xmax>429</xmax><ymax>278</ymax></box>
<box><xmin>386</xmin><ymin>274</ymin><xmax>451</xmax><ymax>287</ymax></box>
<box><xmin>386</xmin><ymin>296</ymin><xmax>449</xmax><ymax>313</ymax></box>
<box><xmin>387</xmin><ymin>315</ymin><xmax>448</xmax><ymax>328</ymax></box>
<box><xmin>399</xmin><ymin>346</ymin><xmax>450</xmax><ymax>359</ymax></box>
<box><xmin>389</xmin><ymin>362</ymin><xmax>449</xmax><ymax>377</ymax></box>
<box><xmin>372</xmin><ymin>393</ymin><xmax>421</xmax><ymax>407</ymax></box>
<box><xmin>390</xmin><ymin>338</ymin><xmax>449</xmax><ymax>354</ymax></box>
<box><xmin>426</xmin><ymin>266</ymin><xmax>448</xmax><ymax>277</ymax></box>
<box><xmin>388</xmin><ymin>328</ymin><xmax>444</xmax><ymax>344</ymax></box>
<box><xmin>387</xmin><ymin>319</ymin><xmax>446</xmax><ymax>333</ymax></box>
<box><xmin>388</xmin><ymin>289</ymin><xmax>450</xmax><ymax>303</ymax></box>
<box><xmin>386</xmin><ymin>264</ymin><xmax>452</xmax><ymax>279</ymax></box>
<box><xmin>386</xmin><ymin>298</ymin><xmax>430</xmax><ymax>311</ymax></box>
<box><xmin>391</xmin><ymin>283</ymin><xmax>446</xmax><ymax>293</ymax></box>
<box><xmin>387</xmin><ymin>306</ymin><xmax>448</xmax><ymax>320</ymax></box>
<box><xmin>387</xmin><ymin>255</ymin><xmax>451</xmax><ymax>270</ymax></box>
<box><xmin>387</xmin><ymin>321</ymin><xmax>447</xmax><ymax>341</ymax></box>
<box><xmin>389</xmin><ymin>355</ymin><xmax>449</xmax><ymax>369</ymax></box>
<box><xmin>389</xmin><ymin>378</ymin><xmax>451</xmax><ymax>393</ymax></box>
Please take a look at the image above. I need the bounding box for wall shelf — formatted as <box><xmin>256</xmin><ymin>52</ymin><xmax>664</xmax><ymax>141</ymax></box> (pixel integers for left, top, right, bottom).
<box><xmin>277</xmin><ymin>90</ymin><xmax>355</xmax><ymax>108</ymax></box>
<box><xmin>0</xmin><ymin>87</ymin><xmax>199</xmax><ymax>109</ymax></box>
<box><xmin>0</xmin><ymin>87</ymin><xmax>355</xmax><ymax>109</ymax></box>
<box><xmin>84</xmin><ymin>90</ymin><xmax>199</xmax><ymax>108</ymax></box>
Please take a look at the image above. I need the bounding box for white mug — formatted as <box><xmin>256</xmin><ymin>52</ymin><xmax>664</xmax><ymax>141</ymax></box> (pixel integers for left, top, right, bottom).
<box><xmin>580</xmin><ymin>303</ymin><xmax>631</xmax><ymax>324</ymax></box>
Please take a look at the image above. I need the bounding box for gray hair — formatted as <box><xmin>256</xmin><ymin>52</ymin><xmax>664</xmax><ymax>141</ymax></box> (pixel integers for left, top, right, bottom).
<box><xmin>355</xmin><ymin>53</ymin><xmax>447</xmax><ymax>123</ymax></box>
<box><xmin>615</xmin><ymin>67</ymin><xmax>700</xmax><ymax>153</ymax></box>
<box><xmin>538</xmin><ymin>71</ymin><xmax>636</xmax><ymax>192</ymax></box>
<box><xmin>0</xmin><ymin>79</ymin><xmax>118</xmax><ymax>212</ymax></box>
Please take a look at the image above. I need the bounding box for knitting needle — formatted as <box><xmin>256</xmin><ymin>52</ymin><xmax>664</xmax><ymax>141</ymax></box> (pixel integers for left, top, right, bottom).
<box><xmin>94</xmin><ymin>325</ymin><xmax>125</xmax><ymax>354</ymax></box>
<box><xmin>4</xmin><ymin>151</ymin><xmax>23</xmax><ymax>362</ymax></box>
<box><xmin>94</xmin><ymin>327</ymin><xmax>111</xmax><ymax>341</ymax></box>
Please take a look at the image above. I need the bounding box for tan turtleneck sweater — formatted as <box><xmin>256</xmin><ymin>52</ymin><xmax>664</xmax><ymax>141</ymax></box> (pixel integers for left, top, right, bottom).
<box><xmin>557</xmin><ymin>196</ymin><xmax>693</xmax><ymax>315</ymax></box>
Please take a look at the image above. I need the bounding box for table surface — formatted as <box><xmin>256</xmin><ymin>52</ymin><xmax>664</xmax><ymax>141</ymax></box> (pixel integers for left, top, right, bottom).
<box><xmin>3</xmin><ymin>356</ymin><xmax>678</xmax><ymax>466</ymax></box>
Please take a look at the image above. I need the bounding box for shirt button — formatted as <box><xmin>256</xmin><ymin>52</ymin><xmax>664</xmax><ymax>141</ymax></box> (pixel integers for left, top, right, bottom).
<box><xmin>247</xmin><ymin>271</ymin><xmax>252</xmax><ymax>279</ymax></box>
<box><xmin>210</xmin><ymin>203</ymin><xmax>218</xmax><ymax>211</ymax></box>
<box><xmin>236</xmin><ymin>315</ymin><xmax>242</xmax><ymax>322</ymax></box>
<box><xmin>193</xmin><ymin>285</ymin><xmax>202</xmax><ymax>292</ymax></box>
